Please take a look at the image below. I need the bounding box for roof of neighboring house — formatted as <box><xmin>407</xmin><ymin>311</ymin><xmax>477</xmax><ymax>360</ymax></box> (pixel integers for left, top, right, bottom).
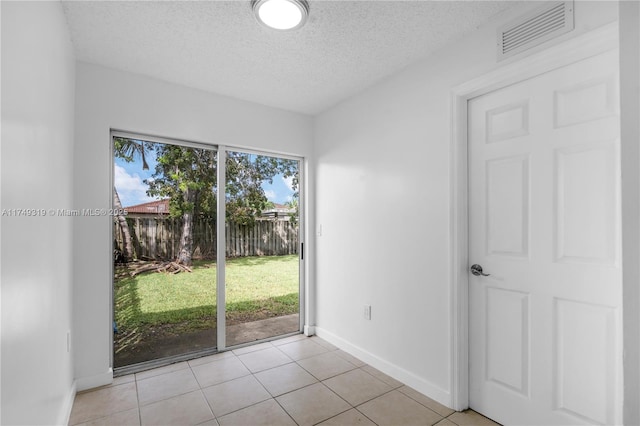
<box><xmin>262</xmin><ymin>203</ymin><xmax>295</xmax><ymax>218</ymax></box>
<box><xmin>268</xmin><ymin>203</ymin><xmax>293</xmax><ymax>211</ymax></box>
<box><xmin>125</xmin><ymin>199</ymin><xmax>170</xmax><ymax>215</ymax></box>
<box><xmin>125</xmin><ymin>199</ymin><xmax>295</xmax><ymax>217</ymax></box>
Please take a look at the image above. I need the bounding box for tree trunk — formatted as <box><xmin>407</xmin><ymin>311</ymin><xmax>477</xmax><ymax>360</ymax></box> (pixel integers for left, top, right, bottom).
<box><xmin>113</xmin><ymin>187</ymin><xmax>134</xmax><ymax>261</ymax></box>
<box><xmin>176</xmin><ymin>188</ymin><xmax>195</xmax><ymax>266</ymax></box>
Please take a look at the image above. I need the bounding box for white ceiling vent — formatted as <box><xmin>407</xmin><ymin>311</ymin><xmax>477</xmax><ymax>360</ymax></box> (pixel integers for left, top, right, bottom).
<box><xmin>497</xmin><ymin>1</ymin><xmax>574</xmax><ymax>61</ymax></box>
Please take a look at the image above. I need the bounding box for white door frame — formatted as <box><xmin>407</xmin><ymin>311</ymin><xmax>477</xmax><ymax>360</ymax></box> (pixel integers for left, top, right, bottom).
<box><xmin>449</xmin><ymin>22</ymin><xmax>619</xmax><ymax>412</ymax></box>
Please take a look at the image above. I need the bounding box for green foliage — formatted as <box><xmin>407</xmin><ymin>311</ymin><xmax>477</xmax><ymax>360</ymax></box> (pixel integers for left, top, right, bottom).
<box><xmin>286</xmin><ymin>198</ymin><xmax>299</xmax><ymax>225</ymax></box>
<box><xmin>145</xmin><ymin>144</ymin><xmax>217</xmax><ymax>219</ymax></box>
<box><xmin>225</xmin><ymin>152</ymin><xmax>298</xmax><ymax>225</ymax></box>
<box><xmin>131</xmin><ymin>140</ymin><xmax>299</xmax><ymax>225</ymax></box>
<box><xmin>113</xmin><ymin>137</ymin><xmax>154</xmax><ymax>169</ymax></box>
<box><xmin>114</xmin><ymin>137</ymin><xmax>300</xmax><ymax>262</ymax></box>
<box><xmin>114</xmin><ymin>255</ymin><xmax>299</xmax><ymax>330</ymax></box>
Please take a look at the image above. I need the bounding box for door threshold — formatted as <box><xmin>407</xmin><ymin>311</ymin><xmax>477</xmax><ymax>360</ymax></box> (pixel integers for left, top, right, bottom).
<box><xmin>113</xmin><ymin>346</ymin><xmax>219</xmax><ymax>377</ymax></box>
<box><xmin>113</xmin><ymin>330</ymin><xmax>303</xmax><ymax>377</ymax></box>
<box><xmin>224</xmin><ymin>330</ymin><xmax>302</xmax><ymax>352</ymax></box>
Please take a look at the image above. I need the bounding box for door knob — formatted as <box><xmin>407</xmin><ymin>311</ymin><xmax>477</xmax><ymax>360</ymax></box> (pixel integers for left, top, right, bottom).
<box><xmin>470</xmin><ymin>264</ymin><xmax>490</xmax><ymax>277</ymax></box>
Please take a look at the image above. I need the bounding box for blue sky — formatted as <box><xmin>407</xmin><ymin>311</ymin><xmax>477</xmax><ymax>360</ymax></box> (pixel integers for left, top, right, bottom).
<box><xmin>114</xmin><ymin>155</ymin><xmax>295</xmax><ymax>208</ymax></box>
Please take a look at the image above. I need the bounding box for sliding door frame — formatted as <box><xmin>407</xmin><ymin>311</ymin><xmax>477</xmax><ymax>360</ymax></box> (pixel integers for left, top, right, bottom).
<box><xmin>110</xmin><ymin>131</ymin><xmax>305</xmax><ymax>369</ymax></box>
<box><xmin>218</xmin><ymin>145</ymin><xmax>305</xmax><ymax>351</ymax></box>
<box><xmin>216</xmin><ymin>145</ymin><xmax>227</xmax><ymax>350</ymax></box>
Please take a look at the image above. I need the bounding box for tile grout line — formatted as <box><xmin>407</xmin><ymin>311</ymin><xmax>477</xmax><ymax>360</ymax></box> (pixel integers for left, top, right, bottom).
<box><xmin>195</xmin><ymin>349</ymin><xmax>298</xmax><ymax>423</ymax></box>
<box><xmin>69</xmin><ymin>380</ymin><xmax>141</xmax><ymax>425</ymax></box>
<box><xmin>190</xmin><ymin>362</ymin><xmax>217</xmax><ymax>425</ymax></box>
<box><xmin>352</xmin><ymin>405</ymin><xmax>382</xmax><ymax>426</ymax></box>
<box><xmin>235</xmin><ymin>346</ymin><xmax>294</xmax><ymax>375</ymax></box>
<box><xmin>206</xmin><ymin>344</ymin><xmax>414</xmax><ymax>425</ymax></box>
<box><xmin>135</xmin><ymin>378</ymin><xmax>142</xmax><ymax>426</ymax></box>
<box><xmin>73</xmin><ymin>336</ymin><xmax>457</xmax><ymax>426</ymax></box>
<box><xmin>293</xmin><ymin>358</ymin><xmax>358</xmax><ymax>382</ymax></box>
<box><xmin>271</xmin><ymin>393</ymin><xmax>303</xmax><ymax>426</ymax></box>
<box><xmin>318</xmin><ymin>385</ymin><xmax>360</xmax><ymax>426</ymax></box>
<box><xmin>395</xmin><ymin>386</ymin><xmax>454</xmax><ymax>418</ymax></box>
<box><xmin>352</xmin><ymin>386</ymin><xmax>445</xmax><ymax>425</ymax></box>
<box><xmin>277</xmin><ymin>379</ymin><xmax>354</xmax><ymax>426</ymax></box>
<box><xmin>265</xmin><ymin>378</ymin><xmax>319</xmax><ymax>399</ymax></box>
<box><xmin>193</xmin><ymin>359</ymin><xmax>224</xmax><ymax>424</ymax></box>
<box><xmin>134</xmin><ymin>368</ymin><xmax>202</xmax><ymax>409</ymax></box>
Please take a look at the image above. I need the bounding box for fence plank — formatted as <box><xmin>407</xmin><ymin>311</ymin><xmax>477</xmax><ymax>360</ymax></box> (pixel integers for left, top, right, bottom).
<box><xmin>115</xmin><ymin>217</ymin><xmax>298</xmax><ymax>260</ymax></box>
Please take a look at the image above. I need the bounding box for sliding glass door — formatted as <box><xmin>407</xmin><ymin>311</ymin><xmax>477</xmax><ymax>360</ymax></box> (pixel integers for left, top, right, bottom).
<box><xmin>112</xmin><ymin>135</ymin><xmax>218</xmax><ymax>368</ymax></box>
<box><xmin>224</xmin><ymin>150</ymin><xmax>301</xmax><ymax>347</ymax></box>
<box><xmin>112</xmin><ymin>134</ymin><xmax>303</xmax><ymax>370</ymax></box>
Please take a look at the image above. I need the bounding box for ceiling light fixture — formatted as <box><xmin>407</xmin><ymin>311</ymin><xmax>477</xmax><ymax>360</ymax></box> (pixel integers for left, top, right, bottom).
<box><xmin>252</xmin><ymin>0</ymin><xmax>309</xmax><ymax>31</ymax></box>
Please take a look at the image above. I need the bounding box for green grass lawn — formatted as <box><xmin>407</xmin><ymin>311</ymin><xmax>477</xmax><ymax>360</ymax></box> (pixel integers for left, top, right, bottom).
<box><xmin>114</xmin><ymin>255</ymin><xmax>299</xmax><ymax>332</ymax></box>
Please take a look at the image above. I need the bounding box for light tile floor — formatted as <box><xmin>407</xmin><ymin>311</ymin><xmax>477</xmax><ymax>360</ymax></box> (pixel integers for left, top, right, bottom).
<box><xmin>69</xmin><ymin>335</ymin><xmax>501</xmax><ymax>426</ymax></box>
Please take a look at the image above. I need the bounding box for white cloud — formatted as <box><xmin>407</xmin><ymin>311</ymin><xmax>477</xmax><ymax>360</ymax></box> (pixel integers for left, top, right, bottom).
<box><xmin>264</xmin><ymin>189</ymin><xmax>277</xmax><ymax>201</ymax></box>
<box><xmin>282</xmin><ymin>176</ymin><xmax>294</xmax><ymax>191</ymax></box>
<box><xmin>114</xmin><ymin>164</ymin><xmax>157</xmax><ymax>207</ymax></box>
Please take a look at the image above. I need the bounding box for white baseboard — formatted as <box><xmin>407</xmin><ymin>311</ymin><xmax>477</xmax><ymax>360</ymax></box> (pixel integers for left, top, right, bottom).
<box><xmin>303</xmin><ymin>325</ymin><xmax>316</xmax><ymax>336</ymax></box>
<box><xmin>57</xmin><ymin>380</ymin><xmax>77</xmax><ymax>426</ymax></box>
<box><xmin>315</xmin><ymin>327</ymin><xmax>452</xmax><ymax>408</ymax></box>
<box><xmin>75</xmin><ymin>368</ymin><xmax>113</xmax><ymax>392</ymax></box>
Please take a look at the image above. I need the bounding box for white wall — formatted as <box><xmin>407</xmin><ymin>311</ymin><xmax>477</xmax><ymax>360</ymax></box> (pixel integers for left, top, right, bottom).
<box><xmin>1</xmin><ymin>2</ymin><xmax>76</xmax><ymax>424</ymax></box>
<box><xmin>73</xmin><ymin>63</ymin><xmax>314</xmax><ymax>387</ymax></box>
<box><xmin>314</xmin><ymin>1</ymin><xmax>619</xmax><ymax>406</ymax></box>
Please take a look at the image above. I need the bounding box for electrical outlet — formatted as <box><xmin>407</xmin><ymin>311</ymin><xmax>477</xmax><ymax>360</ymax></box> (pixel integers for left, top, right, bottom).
<box><xmin>363</xmin><ymin>305</ymin><xmax>371</xmax><ymax>320</ymax></box>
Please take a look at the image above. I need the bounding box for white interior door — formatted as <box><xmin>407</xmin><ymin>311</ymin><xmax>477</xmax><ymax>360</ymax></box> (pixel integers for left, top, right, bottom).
<box><xmin>468</xmin><ymin>49</ymin><xmax>622</xmax><ymax>425</ymax></box>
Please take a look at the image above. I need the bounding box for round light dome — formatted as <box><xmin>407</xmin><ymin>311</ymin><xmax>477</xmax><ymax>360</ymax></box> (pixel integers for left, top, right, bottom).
<box><xmin>252</xmin><ymin>0</ymin><xmax>309</xmax><ymax>31</ymax></box>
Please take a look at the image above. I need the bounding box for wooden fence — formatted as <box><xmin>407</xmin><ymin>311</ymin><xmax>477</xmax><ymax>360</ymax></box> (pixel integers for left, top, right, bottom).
<box><xmin>114</xmin><ymin>217</ymin><xmax>298</xmax><ymax>260</ymax></box>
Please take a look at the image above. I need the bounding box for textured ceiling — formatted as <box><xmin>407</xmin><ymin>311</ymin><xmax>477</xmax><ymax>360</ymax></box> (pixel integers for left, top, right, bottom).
<box><xmin>62</xmin><ymin>1</ymin><xmax>515</xmax><ymax>115</ymax></box>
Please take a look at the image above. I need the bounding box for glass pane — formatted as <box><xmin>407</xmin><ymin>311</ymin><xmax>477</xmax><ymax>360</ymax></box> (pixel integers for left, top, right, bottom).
<box><xmin>225</xmin><ymin>151</ymin><xmax>300</xmax><ymax>347</ymax></box>
<box><xmin>113</xmin><ymin>137</ymin><xmax>217</xmax><ymax>368</ymax></box>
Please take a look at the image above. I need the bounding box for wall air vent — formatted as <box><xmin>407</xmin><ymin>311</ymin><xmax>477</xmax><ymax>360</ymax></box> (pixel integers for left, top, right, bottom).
<box><xmin>497</xmin><ymin>1</ymin><xmax>574</xmax><ymax>61</ymax></box>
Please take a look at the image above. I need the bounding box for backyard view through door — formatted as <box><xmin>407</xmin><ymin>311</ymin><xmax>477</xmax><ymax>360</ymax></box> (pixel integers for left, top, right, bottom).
<box><xmin>112</xmin><ymin>136</ymin><xmax>301</xmax><ymax>369</ymax></box>
<box><xmin>225</xmin><ymin>150</ymin><xmax>301</xmax><ymax>347</ymax></box>
<box><xmin>112</xmin><ymin>136</ymin><xmax>218</xmax><ymax>367</ymax></box>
